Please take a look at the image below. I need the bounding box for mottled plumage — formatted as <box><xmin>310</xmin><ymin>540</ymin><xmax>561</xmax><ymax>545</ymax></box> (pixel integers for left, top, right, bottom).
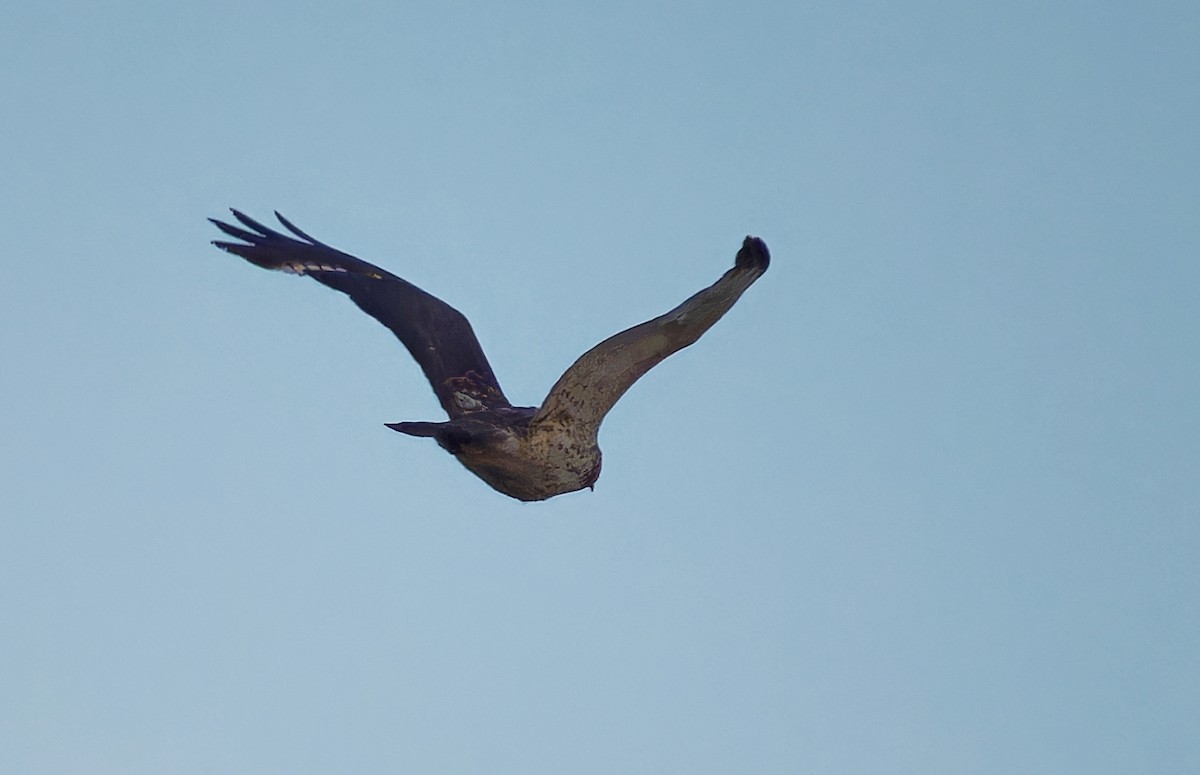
<box><xmin>210</xmin><ymin>210</ymin><xmax>769</xmax><ymax>501</ymax></box>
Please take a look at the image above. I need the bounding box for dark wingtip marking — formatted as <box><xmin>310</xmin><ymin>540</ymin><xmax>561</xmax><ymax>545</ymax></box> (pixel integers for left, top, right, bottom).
<box><xmin>210</xmin><ymin>209</ymin><xmax>366</xmax><ymax>276</ymax></box>
<box><xmin>229</xmin><ymin>209</ymin><xmax>284</xmax><ymax>240</ymax></box>
<box><xmin>735</xmin><ymin>236</ymin><xmax>770</xmax><ymax>272</ymax></box>
<box><xmin>209</xmin><ymin>216</ymin><xmax>262</xmax><ymax>245</ymax></box>
<box><xmin>274</xmin><ymin>210</ymin><xmax>330</xmax><ymax>247</ymax></box>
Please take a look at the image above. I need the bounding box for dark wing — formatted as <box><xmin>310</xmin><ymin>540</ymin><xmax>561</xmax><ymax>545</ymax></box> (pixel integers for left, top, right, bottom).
<box><xmin>210</xmin><ymin>209</ymin><xmax>511</xmax><ymax>418</ymax></box>
<box><xmin>531</xmin><ymin>236</ymin><xmax>769</xmax><ymax>434</ymax></box>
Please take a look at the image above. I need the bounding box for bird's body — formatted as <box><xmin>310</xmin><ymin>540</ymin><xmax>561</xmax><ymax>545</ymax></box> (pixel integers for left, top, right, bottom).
<box><xmin>388</xmin><ymin>407</ymin><xmax>600</xmax><ymax>502</ymax></box>
<box><xmin>210</xmin><ymin>210</ymin><xmax>769</xmax><ymax>501</ymax></box>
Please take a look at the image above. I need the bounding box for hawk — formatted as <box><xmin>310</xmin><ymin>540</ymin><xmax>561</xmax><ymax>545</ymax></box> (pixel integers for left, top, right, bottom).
<box><xmin>210</xmin><ymin>210</ymin><xmax>769</xmax><ymax>501</ymax></box>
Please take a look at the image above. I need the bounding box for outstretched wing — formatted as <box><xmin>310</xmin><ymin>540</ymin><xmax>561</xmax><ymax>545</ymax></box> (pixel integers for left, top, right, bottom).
<box><xmin>210</xmin><ymin>209</ymin><xmax>511</xmax><ymax>418</ymax></box>
<box><xmin>531</xmin><ymin>236</ymin><xmax>769</xmax><ymax>434</ymax></box>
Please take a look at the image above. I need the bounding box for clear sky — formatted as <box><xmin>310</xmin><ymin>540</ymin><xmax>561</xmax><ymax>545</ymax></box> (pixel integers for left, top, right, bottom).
<box><xmin>2</xmin><ymin>1</ymin><xmax>1197</xmax><ymax>773</ymax></box>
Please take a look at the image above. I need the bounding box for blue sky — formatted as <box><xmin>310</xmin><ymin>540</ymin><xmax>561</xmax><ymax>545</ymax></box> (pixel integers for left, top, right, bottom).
<box><xmin>2</xmin><ymin>1</ymin><xmax>1197</xmax><ymax>772</ymax></box>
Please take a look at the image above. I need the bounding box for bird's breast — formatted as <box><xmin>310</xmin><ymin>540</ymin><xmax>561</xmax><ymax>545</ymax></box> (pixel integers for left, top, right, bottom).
<box><xmin>454</xmin><ymin>423</ymin><xmax>601</xmax><ymax>502</ymax></box>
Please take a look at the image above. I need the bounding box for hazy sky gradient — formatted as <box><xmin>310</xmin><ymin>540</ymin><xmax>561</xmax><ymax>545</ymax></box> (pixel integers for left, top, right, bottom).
<box><xmin>2</xmin><ymin>1</ymin><xmax>1197</xmax><ymax>773</ymax></box>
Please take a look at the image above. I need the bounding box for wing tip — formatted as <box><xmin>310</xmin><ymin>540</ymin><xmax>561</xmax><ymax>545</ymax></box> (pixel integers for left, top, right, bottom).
<box><xmin>736</xmin><ymin>236</ymin><xmax>770</xmax><ymax>272</ymax></box>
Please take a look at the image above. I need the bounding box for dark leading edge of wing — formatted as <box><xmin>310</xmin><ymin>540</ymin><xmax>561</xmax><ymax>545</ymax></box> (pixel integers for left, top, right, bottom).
<box><xmin>209</xmin><ymin>209</ymin><xmax>512</xmax><ymax>418</ymax></box>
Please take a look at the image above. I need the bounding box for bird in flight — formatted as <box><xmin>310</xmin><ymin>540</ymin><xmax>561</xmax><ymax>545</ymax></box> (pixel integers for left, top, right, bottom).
<box><xmin>210</xmin><ymin>210</ymin><xmax>770</xmax><ymax>501</ymax></box>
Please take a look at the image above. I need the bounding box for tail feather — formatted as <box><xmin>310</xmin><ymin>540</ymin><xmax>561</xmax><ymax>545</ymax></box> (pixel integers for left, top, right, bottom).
<box><xmin>385</xmin><ymin>421</ymin><xmax>443</xmax><ymax>437</ymax></box>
